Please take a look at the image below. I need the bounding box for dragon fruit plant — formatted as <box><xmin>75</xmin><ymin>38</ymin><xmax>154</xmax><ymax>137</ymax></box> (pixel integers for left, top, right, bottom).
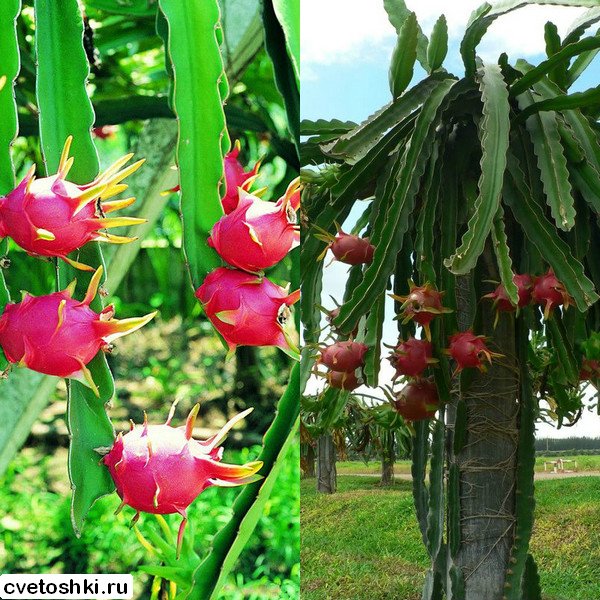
<box><xmin>300</xmin><ymin>3</ymin><xmax>600</xmax><ymax>597</ymax></box>
<box><xmin>0</xmin><ymin>137</ymin><xmax>146</xmax><ymax>271</ymax></box>
<box><xmin>0</xmin><ymin>266</ymin><xmax>155</xmax><ymax>395</ymax></box>
<box><xmin>102</xmin><ymin>404</ymin><xmax>262</xmax><ymax>557</ymax></box>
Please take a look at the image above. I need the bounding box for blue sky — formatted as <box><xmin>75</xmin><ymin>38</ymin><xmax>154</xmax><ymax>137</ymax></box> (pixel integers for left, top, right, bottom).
<box><xmin>302</xmin><ymin>0</ymin><xmax>600</xmax><ymax>438</ymax></box>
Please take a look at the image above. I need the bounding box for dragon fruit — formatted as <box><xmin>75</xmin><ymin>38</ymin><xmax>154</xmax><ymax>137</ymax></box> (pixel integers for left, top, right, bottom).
<box><xmin>195</xmin><ymin>267</ymin><xmax>300</xmax><ymax>356</ymax></box>
<box><xmin>389</xmin><ymin>337</ymin><xmax>436</xmax><ymax>379</ymax></box>
<box><xmin>532</xmin><ymin>269</ymin><xmax>573</xmax><ymax>319</ymax></box>
<box><xmin>103</xmin><ymin>404</ymin><xmax>262</xmax><ymax>557</ymax></box>
<box><xmin>0</xmin><ymin>137</ymin><xmax>146</xmax><ymax>271</ymax></box>
<box><xmin>326</xmin><ymin>307</ymin><xmax>358</xmax><ymax>338</ymax></box>
<box><xmin>319</xmin><ymin>340</ymin><xmax>368</xmax><ymax>372</ymax></box>
<box><xmin>580</xmin><ymin>358</ymin><xmax>600</xmax><ymax>381</ymax></box>
<box><xmin>446</xmin><ymin>331</ymin><xmax>502</xmax><ymax>375</ymax></box>
<box><xmin>329</xmin><ymin>230</ymin><xmax>375</xmax><ymax>265</ymax></box>
<box><xmin>483</xmin><ymin>274</ymin><xmax>532</xmax><ymax>325</ymax></box>
<box><xmin>393</xmin><ymin>380</ymin><xmax>439</xmax><ymax>421</ymax></box>
<box><xmin>166</xmin><ymin>140</ymin><xmax>260</xmax><ymax>214</ymax></box>
<box><xmin>392</xmin><ymin>282</ymin><xmax>452</xmax><ymax>341</ymax></box>
<box><xmin>208</xmin><ymin>179</ymin><xmax>300</xmax><ymax>273</ymax></box>
<box><xmin>92</xmin><ymin>125</ymin><xmax>118</xmax><ymax>140</ymax></box>
<box><xmin>326</xmin><ymin>369</ymin><xmax>362</xmax><ymax>391</ymax></box>
<box><xmin>221</xmin><ymin>140</ymin><xmax>262</xmax><ymax>214</ymax></box>
<box><xmin>0</xmin><ymin>266</ymin><xmax>155</xmax><ymax>395</ymax></box>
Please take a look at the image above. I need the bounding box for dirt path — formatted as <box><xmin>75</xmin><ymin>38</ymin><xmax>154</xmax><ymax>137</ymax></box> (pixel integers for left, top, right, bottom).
<box><xmin>342</xmin><ymin>471</ymin><xmax>600</xmax><ymax>480</ymax></box>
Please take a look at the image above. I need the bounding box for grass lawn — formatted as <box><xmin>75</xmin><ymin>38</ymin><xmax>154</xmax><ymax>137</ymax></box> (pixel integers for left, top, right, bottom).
<box><xmin>301</xmin><ymin>474</ymin><xmax>600</xmax><ymax>600</ymax></box>
<box><xmin>335</xmin><ymin>455</ymin><xmax>600</xmax><ymax>477</ymax></box>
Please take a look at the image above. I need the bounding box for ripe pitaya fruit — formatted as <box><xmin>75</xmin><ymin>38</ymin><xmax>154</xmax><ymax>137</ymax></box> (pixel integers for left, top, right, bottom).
<box><xmin>92</xmin><ymin>125</ymin><xmax>118</xmax><ymax>140</ymax></box>
<box><xmin>389</xmin><ymin>337</ymin><xmax>436</xmax><ymax>379</ymax></box>
<box><xmin>166</xmin><ymin>140</ymin><xmax>260</xmax><ymax>214</ymax></box>
<box><xmin>326</xmin><ymin>369</ymin><xmax>362</xmax><ymax>391</ymax></box>
<box><xmin>208</xmin><ymin>179</ymin><xmax>300</xmax><ymax>273</ymax></box>
<box><xmin>393</xmin><ymin>380</ymin><xmax>439</xmax><ymax>421</ymax></box>
<box><xmin>484</xmin><ymin>274</ymin><xmax>532</xmax><ymax>311</ymax></box>
<box><xmin>195</xmin><ymin>267</ymin><xmax>300</xmax><ymax>356</ymax></box>
<box><xmin>325</xmin><ymin>306</ymin><xmax>359</xmax><ymax>338</ymax></box>
<box><xmin>0</xmin><ymin>137</ymin><xmax>146</xmax><ymax>271</ymax></box>
<box><xmin>318</xmin><ymin>340</ymin><xmax>368</xmax><ymax>372</ymax></box>
<box><xmin>0</xmin><ymin>266</ymin><xmax>155</xmax><ymax>395</ymax></box>
<box><xmin>532</xmin><ymin>269</ymin><xmax>573</xmax><ymax>319</ymax></box>
<box><xmin>221</xmin><ymin>140</ymin><xmax>262</xmax><ymax>214</ymax></box>
<box><xmin>392</xmin><ymin>282</ymin><xmax>452</xmax><ymax>341</ymax></box>
<box><xmin>580</xmin><ymin>358</ymin><xmax>600</xmax><ymax>381</ymax></box>
<box><xmin>329</xmin><ymin>230</ymin><xmax>375</xmax><ymax>265</ymax></box>
<box><xmin>103</xmin><ymin>404</ymin><xmax>262</xmax><ymax>557</ymax></box>
<box><xmin>446</xmin><ymin>331</ymin><xmax>502</xmax><ymax>375</ymax></box>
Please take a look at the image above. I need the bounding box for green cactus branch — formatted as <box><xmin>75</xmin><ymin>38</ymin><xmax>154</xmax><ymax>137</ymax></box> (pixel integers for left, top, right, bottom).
<box><xmin>33</xmin><ymin>0</ymin><xmax>116</xmax><ymax>535</ymax></box>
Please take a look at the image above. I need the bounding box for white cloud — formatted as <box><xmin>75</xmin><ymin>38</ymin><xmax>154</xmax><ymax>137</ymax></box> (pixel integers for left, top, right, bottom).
<box><xmin>301</xmin><ymin>0</ymin><xmax>395</xmax><ymax>67</ymax></box>
<box><xmin>301</xmin><ymin>0</ymin><xmax>587</xmax><ymax>70</ymax></box>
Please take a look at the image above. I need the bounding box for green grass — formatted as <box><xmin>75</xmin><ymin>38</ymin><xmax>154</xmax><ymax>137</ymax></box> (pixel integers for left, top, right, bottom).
<box><xmin>0</xmin><ymin>443</ymin><xmax>299</xmax><ymax>599</ymax></box>
<box><xmin>301</xmin><ymin>474</ymin><xmax>600</xmax><ymax>600</ymax></box>
<box><xmin>336</xmin><ymin>460</ymin><xmax>412</xmax><ymax>475</ymax></box>
<box><xmin>335</xmin><ymin>455</ymin><xmax>600</xmax><ymax>477</ymax></box>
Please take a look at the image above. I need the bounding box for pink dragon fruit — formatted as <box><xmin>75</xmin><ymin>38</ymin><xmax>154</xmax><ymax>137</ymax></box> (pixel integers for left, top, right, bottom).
<box><xmin>103</xmin><ymin>404</ymin><xmax>262</xmax><ymax>557</ymax></box>
<box><xmin>195</xmin><ymin>267</ymin><xmax>300</xmax><ymax>356</ymax></box>
<box><xmin>208</xmin><ymin>179</ymin><xmax>300</xmax><ymax>273</ymax></box>
<box><xmin>580</xmin><ymin>358</ymin><xmax>600</xmax><ymax>381</ymax></box>
<box><xmin>222</xmin><ymin>140</ymin><xmax>261</xmax><ymax>214</ymax></box>
<box><xmin>318</xmin><ymin>340</ymin><xmax>368</xmax><ymax>372</ymax></box>
<box><xmin>393</xmin><ymin>380</ymin><xmax>440</xmax><ymax>422</ymax></box>
<box><xmin>483</xmin><ymin>274</ymin><xmax>533</xmax><ymax>325</ymax></box>
<box><xmin>446</xmin><ymin>331</ymin><xmax>502</xmax><ymax>375</ymax></box>
<box><xmin>532</xmin><ymin>269</ymin><xmax>573</xmax><ymax>319</ymax></box>
<box><xmin>166</xmin><ymin>140</ymin><xmax>260</xmax><ymax>214</ymax></box>
<box><xmin>392</xmin><ymin>282</ymin><xmax>452</xmax><ymax>341</ymax></box>
<box><xmin>0</xmin><ymin>266</ymin><xmax>155</xmax><ymax>395</ymax></box>
<box><xmin>92</xmin><ymin>125</ymin><xmax>118</xmax><ymax>140</ymax></box>
<box><xmin>326</xmin><ymin>369</ymin><xmax>361</xmax><ymax>391</ymax></box>
<box><xmin>389</xmin><ymin>337</ymin><xmax>436</xmax><ymax>379</ymax></box>
<box><xmin>329</xmin><ymin>230</ymin><xmax>375</xmax><ymax>265</ymax></box>
<box><xmin>0</xmin><ymin>137</ymin><xmax>146</xmax><ymax>271</ymax></box>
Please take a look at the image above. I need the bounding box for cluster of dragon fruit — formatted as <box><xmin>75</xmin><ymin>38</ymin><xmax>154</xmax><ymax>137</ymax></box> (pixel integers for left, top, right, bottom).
<box><xmin>195</xmin><ymin>141</ymin><xmax>301</xmax><ymax>357</ymax></box>
<box><xmin>315</xmin><ymin>229</ymin><xmax>582</xmax><ymax>423</ymax></box>
<box><xmin>0</xmin><ymin>137</ymin><xmax>296</xmax><ymax>555</ymax></box>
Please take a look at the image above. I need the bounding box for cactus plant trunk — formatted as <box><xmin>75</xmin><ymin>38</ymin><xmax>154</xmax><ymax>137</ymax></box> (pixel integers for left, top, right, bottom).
<box><xmin>449</xmin><ymin>262</ymin><xmax>519</xmax><ymax>599</ymax></box>
<box><xmin>380</xmin><ymin>431</ymin><xmax>395</xmax><ymax>486</ymax></box>
<box><xmin>302</xmin><ymin>443</ymin><xmax>316</xmax><ymax>478</ymax></box>
<box><xmin>316</xmin><ymin>433</ymin><xmax>337</xmax><ymax>494</ymax></box>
